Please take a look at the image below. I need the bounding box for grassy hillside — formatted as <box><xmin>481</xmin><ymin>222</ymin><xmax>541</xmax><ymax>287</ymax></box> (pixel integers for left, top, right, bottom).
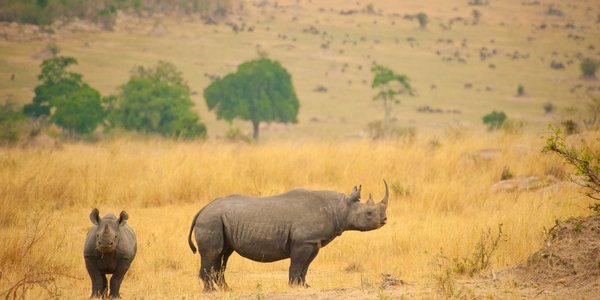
<box><xmin>0</xmin><ymin>0</ymin><xmax>599</xmax><ymax>140</ymax></box>
<box><xmin>0</xmin><ymin>133</ymin><xmax>594</xmax><ymax>298</ymax></box>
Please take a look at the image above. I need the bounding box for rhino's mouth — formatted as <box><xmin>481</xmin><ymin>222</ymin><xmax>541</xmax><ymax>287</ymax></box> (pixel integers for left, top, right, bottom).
<box><xmin>381</xmin><ymin>217</ymin><xmax>387</xmax><ymax>226</ymax></box>
<box><xmin>96</xmin><ymin>246</ymin><xmax>115</xmax><ymax>254</ymax></box>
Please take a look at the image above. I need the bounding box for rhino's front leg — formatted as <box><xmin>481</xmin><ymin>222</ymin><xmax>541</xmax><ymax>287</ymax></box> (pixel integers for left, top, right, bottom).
<box><xmin>85</xmin><ymin>258</ymin><xmax>106</xmax><ymax>298</ymax></box>
<box><xmin>289</xmin><ymin>243</ymin><xmax>319</xmax><ymax>287</ymax></box>
<box><xmin>108</xmin><ymin>260</ymin><xmax>132</xmax><ymax>299</ymax></box>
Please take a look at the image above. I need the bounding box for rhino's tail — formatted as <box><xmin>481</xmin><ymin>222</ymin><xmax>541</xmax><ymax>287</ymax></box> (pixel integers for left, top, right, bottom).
<box><xmin>188</xmin><ymin>210</ymin><xmax>202</xmax><ymax>254</ymax></box>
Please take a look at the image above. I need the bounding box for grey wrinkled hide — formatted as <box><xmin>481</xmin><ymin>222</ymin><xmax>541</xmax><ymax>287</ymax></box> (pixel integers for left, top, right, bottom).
<box><xmin>188</xmin><ymin>181</ymin><xmax>389</xmax><ymax>291</ymax></box>
<box><xmin>84</xmin><ymin>209</ymin><xmax>137</xmax><ymax>299</ymax></box>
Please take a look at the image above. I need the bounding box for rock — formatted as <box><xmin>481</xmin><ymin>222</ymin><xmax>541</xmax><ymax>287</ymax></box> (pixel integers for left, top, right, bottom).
<box><xmin>491</xmin><ymin>176</ymin><xmax>562</xmax><ymax>192</ymax></box>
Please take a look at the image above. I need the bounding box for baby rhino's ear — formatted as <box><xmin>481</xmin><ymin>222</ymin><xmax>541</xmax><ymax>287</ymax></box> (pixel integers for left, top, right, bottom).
<box><xmin>118</xmin><ymin>211</ymin><xmax>129</xmax><ymax>227</ymax></box>
<box><xmin>89</xmin><ymin>208</ymin><xmax>100</xmax><ymax>225</ymax></box>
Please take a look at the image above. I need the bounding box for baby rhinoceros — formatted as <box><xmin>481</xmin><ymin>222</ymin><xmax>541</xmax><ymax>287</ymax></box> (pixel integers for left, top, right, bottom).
<box><xmin>84</xmin><ymin>208</ymin><xmax>137</xmax><ymax>299</ymax></box>
<box><xmin>188</xmin><ymin>181</ymin><xmax>389</xmax><ymax>291</ymax></box>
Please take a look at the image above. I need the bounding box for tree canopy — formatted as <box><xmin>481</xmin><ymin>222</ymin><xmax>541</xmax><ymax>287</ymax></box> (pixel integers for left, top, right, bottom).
<box><xmin>108</xmin><ymin>61</ymin><xmax>206</xmax><ymax>139</ymax></box>
<box><xmin>204</xmin><ymin>57</ymin><xmax>300</xmax><ymax>140</ymax></box>
<box><xmin>23</xmin><ymin>56</ymin><xmax>104</xmax><ymax>136</ymax></box>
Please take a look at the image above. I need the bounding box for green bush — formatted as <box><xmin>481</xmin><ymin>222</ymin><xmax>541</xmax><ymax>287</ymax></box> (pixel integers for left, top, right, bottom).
<box><xmin>562</xmin><ymin>119</ymin><xmax>579</xmax><ymax>135</ymax></box>
<box><xmin>544</xmin><ymin>102</ymin><xmax>555</xmax><ymax>114</ymax></box>
<box><xmin>0</xmin><ymin>0</ymin><xmax>235</xmax><ymax>26</ymax></box>
<box><xmin>580</xmin><ymin>58</ymin><xmax>598</xmax><ymax>78</ymax></box>
<box><xmin>517</xmin><ymin>85</ymin><xmax>525</xmax><ymax>96</ymax></box>
<box><xmin>482</xmin><ymin>111</ymin><xmax>507</xmax><ymax>130</ymax></box>
<box><xmin>416</xmin><ymin>12</ymin><xmax>428</xmax><ymax>29</ymax></box>
<box><xmin>0</xmin><ymin>100</ymin><xmax>31</xmax><ymax>145</ymax></box>
<box><xmin>544</xmin><ymin>127</ymin><xmax>600</xmax><ymax>213</ymax></box>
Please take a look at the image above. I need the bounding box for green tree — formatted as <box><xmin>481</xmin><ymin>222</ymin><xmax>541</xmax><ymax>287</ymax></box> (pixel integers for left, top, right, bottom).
<box><xmin>204</xmin><ymin>57</ymin><xmax>300</xmax><ymax>141</ymax></box>
<box><xmin>109</xmin><ymin>61</ymin><xmax>206</xmax><ymax>139</ymax></box>
<box><xmin>371</xmin><ymin>64</ymin><xmax>412</xmax><ymax>135</ymax></box>
<box><xmin>23</xmin><ymin>56</ymin><xmax>104</xmax><ymax>136</ymax></box>
<box><xmin>482</xmin><ymin>110</ymin><xmax>507</xmax><ymax>130</ymax></box>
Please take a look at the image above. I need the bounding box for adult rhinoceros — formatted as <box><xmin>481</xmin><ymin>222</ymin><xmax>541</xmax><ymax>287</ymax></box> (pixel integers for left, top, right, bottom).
<box><xmin>84</xmin><ymin>208</ymin><xmax>137</xmax><ymax>298</ymax></box>
<box><xmin>187</xmin><ymin>181</ymin><xmax>389</xmax><ymax>291</ymax></box>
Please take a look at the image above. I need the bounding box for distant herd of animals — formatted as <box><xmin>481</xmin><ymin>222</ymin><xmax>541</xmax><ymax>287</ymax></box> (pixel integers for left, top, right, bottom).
<box><xmin>84</xmin><ymin>180</ymin><xmax>389</xmax><ymax>298</ymax></box>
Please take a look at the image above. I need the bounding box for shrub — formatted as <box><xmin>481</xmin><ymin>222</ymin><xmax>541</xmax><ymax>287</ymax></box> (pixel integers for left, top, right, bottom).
<box><xmin>482</xmin><ymin>111</ymin><xmax>507</xmax><ymax>130</ymax></box>
<box><xmin>562</xmin><ymin>119</ymin><xmax>579</xmax><ymax>135</ymax></box>
<box><xmin>580</xmin><ymin>58</ymin><xmax>598</xmax><ymax>79</ymax></box>
<box><xmin>500</xmin><ymin>166</ymin><xmax>513</xmax><ymax>180</ymax></box>
<box><xmin>543</xmin><ymin>126</ymin><xmax>600</xmax><ymax>213</ymax></box>
<box><xmin>0</xmin><ymin>100</ymin><xmax>31</xmax><ymax>145</ymax></box>
<box><xmin>501</xmin><ymin>119</ymin><xmax>525</xmax><ymax>135</ymax></box>
<box><xmin>224</xmin><ymin>125</ymin><xmax>251</xmax><ymax>143</ymax></box>
<box><xmin>517</xmin><ymin>85</ymin><xmax>525</xmax><ymax>96</ymax></box>
<box><xmin>416</xmin><ymin>12</ymin><xmax>428</xmax><ymax>29</ymax></box>
<box><xmin>544</xmin><ymin>102</ymin><xmax>555</xmax><ymax>114</ymax></box>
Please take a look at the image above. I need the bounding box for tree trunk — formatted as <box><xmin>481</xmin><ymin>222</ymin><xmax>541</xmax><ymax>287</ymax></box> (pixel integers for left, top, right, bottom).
<box><xmin>383</xmin><ymin>97</ymin><xmax>390</xmax><ymax>136</ymax></box>
<box><xmin>252</xmin><ymin>120</ymin><xmax>260</xmax><ymax>141</ymax></box>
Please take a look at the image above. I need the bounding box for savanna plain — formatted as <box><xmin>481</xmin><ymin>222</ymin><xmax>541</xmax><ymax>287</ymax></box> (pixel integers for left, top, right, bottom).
<box><xmin>1</xmin><ymin>0</ymin><xmax>600</xmax><ymax>298</ymax></box>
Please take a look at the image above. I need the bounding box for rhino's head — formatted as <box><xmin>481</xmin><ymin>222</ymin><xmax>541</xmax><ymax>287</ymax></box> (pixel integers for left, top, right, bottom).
<box><xmin>89</xmin><ymin>208</ymin><xmax>128</xmax><ymax>254</ymax></box>
<box><xmin>345</xmin><ymin>180</ymin><xmax>389</xmax><ymax>231</ymax></box>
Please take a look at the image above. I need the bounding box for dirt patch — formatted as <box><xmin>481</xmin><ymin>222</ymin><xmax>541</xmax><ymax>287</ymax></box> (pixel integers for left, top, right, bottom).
<box><xmin>512</xmin><ymin>215</ymin><xmax>600</xmax><ymax>296</ymax></box>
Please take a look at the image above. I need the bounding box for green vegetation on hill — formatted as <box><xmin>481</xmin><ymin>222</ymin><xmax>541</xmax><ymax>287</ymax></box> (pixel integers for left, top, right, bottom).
<box><xmin>0</xmin><ymin>0</ymin><xmax>599</xmax><ymax>140</ymax></box>
<box><xmin>0</xmin><ymin>0</ymin><xmax>235</xmax><ymax>26</ymax></box>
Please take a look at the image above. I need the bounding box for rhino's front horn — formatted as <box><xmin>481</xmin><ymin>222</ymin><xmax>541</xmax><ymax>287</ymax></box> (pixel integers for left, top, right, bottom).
<box><xmin>380</xmin><ymin>180</ymin><xmax>389</xmax><ymax>207</ymax></box>
<box><xmin>102</xmin><ymin>223</ymin><xmax>111</xmax><ymax>235</ymax></box>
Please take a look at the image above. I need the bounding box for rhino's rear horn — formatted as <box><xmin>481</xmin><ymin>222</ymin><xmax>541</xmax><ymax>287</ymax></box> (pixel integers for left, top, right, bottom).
<box><xmin>367</xmin><ymin>193</ymin><xmax>374</xmax><ymax>204</ymax></box>
<box><xmin>380</xmin><ymin>180</ymin><xmax>389</xmax><ymax>207</ymax></box>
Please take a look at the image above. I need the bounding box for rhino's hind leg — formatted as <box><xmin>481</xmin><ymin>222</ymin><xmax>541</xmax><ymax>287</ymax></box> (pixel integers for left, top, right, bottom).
<box><xmin>199</xmin><ymin>256</ymin><xmax>219</xmax><ymax>292</ymax></box>
<box><xmin>289</xmin><ymin>243</ymin><xmax>320</xmax><ymax>287</ymax></box>
<box><xmin>197</xmin><ymin>233</ymin><xmax>225</xmax><ymax>292</ymax></box>
<box><xmin>215</xmin><ymin>247</ymin><xmax>234</xmax><ymax>291</ymax></box>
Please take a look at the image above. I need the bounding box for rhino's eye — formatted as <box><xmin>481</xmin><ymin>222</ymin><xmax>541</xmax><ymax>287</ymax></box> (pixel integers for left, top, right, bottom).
<box><xmin>114</xmin><ymin>235</ymin><xmax>117</xmax><ymax>239</ymax></box>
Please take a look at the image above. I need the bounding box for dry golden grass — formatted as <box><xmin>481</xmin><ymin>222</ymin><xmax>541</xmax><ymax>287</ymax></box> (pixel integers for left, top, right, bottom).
<box><xmin>0</xmin><ymin>131</ymin><xmax>595</xmax><ymax>298</ymax></box>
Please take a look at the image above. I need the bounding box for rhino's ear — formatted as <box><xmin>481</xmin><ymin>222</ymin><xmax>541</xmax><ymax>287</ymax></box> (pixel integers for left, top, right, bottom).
<box><xmin>347</xmin><ymin>185</ymin><xmax>361</xmax><ymax>202</ymax></box>
<box><xmin>89</xmin><ymin>208</ymin><xmax>100</xmax><ymax>225</ymax></box>
<box><xmin>118</xmin><ymin>211</ymin><xmax>129</xmax><ymax>227</ymax></box>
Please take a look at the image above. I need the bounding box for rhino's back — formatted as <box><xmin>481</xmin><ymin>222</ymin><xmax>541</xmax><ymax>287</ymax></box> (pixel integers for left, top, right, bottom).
<box><xmin>195</xmin><ymin>189</ymin><xmax>344</xmax><ymax>262</ymax></box>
